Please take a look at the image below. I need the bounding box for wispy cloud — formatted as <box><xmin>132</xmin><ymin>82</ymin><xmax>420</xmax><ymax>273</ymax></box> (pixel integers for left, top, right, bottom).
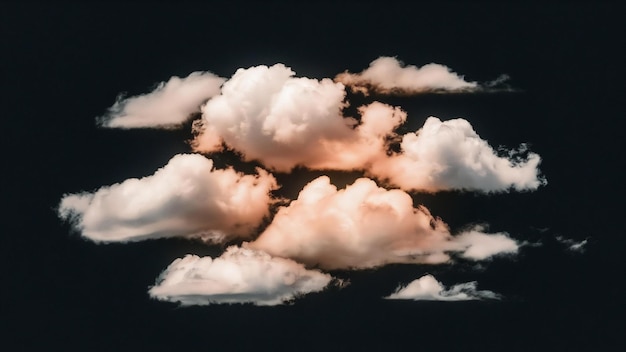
<box><xmin>385</xmin><ymin>274</ymin><xmax>501</xmax><ymax>301</ymax></box>
<box><xmin>98</xmin><ymin>72</ymin><xmax>224</xmax><ymax>129</ymax></box>
<box><xmin>335</xmin><ymin>57</ymin><xmax>511</xmax><ymax>95</ymax></box>
<box><xmin>149</xmin><ymin>246</ymin><xmax>332</xmax><ymax>306</ymax></box>
<box><xmin>58</xmin><ymin>154</ymin><xmax>277</xmax><ymax>243</ymax></box>
<box><xmin>556</xmin><ymin>236</ymin><xmax>588</xmax><ymax>253</ymax></box>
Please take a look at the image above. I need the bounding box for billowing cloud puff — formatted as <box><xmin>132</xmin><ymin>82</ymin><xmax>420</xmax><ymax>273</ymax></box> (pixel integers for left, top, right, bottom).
<box><xmin>335</xmin><ymin>57</ymin><xmax>479</xmax><ymax>95</ymax></box>
<box><xmin>248</xmin><ymin>176</ymin><xmax>519</xmax><ymax>270</ymax></box>
<box><xmin>385</xmin><ymin>274</ymin><xmax>500</xmax><ymax>301</ymax></box>
<box><xmin>193</xmin><ymin>63</ymin><xmax>406</xmax><ymax>172</ymax></box>
<box><xmin>99</xmin><ymin>71</ymin><xmax>225</xmax><ymax>128</ymax></box>
<box><xmin>149</xmin><ymin>246</ymin><xmax>332</xmax><ymax>306</ymax></box>
<box><xmin>368</xmin><ymin>117</ymin><xmax>546</xmax><ymax>192</ymax></box>
<box><xmin>58</xmin><ymin>154</ymin><xmax>277</xmax><ymax>243</ymax></box>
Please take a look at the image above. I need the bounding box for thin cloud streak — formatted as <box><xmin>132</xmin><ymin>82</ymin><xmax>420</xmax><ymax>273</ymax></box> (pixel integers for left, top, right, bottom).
<box><xmin>99</xmin><ymin>71</ymin><xmax>225</xmax><ymax>129</ymax></box>
<box><xmin>335</xmin><ymin>57</ymin><xmax>511</xmax><ymax>95</ymax></box>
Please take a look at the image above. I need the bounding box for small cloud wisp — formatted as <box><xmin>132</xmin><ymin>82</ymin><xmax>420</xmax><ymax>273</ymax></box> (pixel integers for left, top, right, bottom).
<box><xmin>99</xmin><ymin>71</ymin><xmax>225</xmax><ymax>129</ymax></box>
<box><xmin>385</xmin><ymin>274</ymin><xmax>501</xmax><ymax>301</ymax></box>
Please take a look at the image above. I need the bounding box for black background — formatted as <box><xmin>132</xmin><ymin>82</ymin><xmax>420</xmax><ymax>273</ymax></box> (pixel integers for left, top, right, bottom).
<box><xmin>2</xmin><ymin>2</ymin><xmax>624</xmax><ymax>351</ymax></box>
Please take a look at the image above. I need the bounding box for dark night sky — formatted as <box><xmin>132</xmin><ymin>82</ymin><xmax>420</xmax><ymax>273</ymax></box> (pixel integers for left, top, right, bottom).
<box><xmin>2</xmin><ymin>2</ymin><xmax>624</xmax><ymax>351</ymax></box>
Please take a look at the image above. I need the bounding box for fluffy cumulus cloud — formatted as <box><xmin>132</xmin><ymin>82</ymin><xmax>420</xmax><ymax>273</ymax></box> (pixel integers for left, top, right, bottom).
<box><xmin>385</xmin><ymin>274</ymin><xmax>500</xmax><ymax>301</ymax></box>
<box><xmin>149</xmin><ymin>246</ymin><xmax>332</xmax><ymax>306</ymax></box>
<box><xmin>193</xmin><ymin>64</ymin><xmax>406</xmax><ymax>172</ymax></box>
<box><xmin>248</xmin><ymin>176</ymin><xmax>520</xmax><ymax>270</ymax></box>
<box><xmin>192</xmin><ymin>63</ymin><xmax>544</xmax><ymax>193</ymax></box>
<box><xmin>58</xmin><ymin>154</ymin><xmax>277</xmax><ymax>243</ymax></box>
<box><xmin>99</xmin><ymin>71</ymin><xmax>225</xmax><ymax>128</ymax></box>
<box><xmin>335</xmin><ymin>56</ymin><xmax>479</xmax><ymax>95</ymax></box>
<box><xmin>368</xmin><ymin>117</ymin><xmax>546</xmax><ymax>192</ymax></box>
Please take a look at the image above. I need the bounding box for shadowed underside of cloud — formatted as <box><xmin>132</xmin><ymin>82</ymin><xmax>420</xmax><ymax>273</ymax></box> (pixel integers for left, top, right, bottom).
<box><xmin>248</xmin><ymin>176</ymin><xmax>519</xmax><ymax>270</ymax></box>
<box><xmin>335</xmin><ymin>56</ymin><xmax>511</xmax><ymax>95</ymax></box>
<box><xmin>385</xmin><ymin>274</ymin><xmax>501</xmax><ymax>301</ymax></box>
<box><xmin>58</xmin><ymin>154</ymin><xmax>277</xmax><ymax>243</ymax></box>
<box><xmin>98</xmin><ymin>71</ymin><xmax>225</xmax><ymax>129</ymax></box>
<box><xmin>149</xmin><ymin>246</ymin><xmax>332</xmax><ymax>306</ymax></box>
<box><xmin>192</xmin><ymin>63</ymin><xmax>544</xmax><ymax>193</ymax></box>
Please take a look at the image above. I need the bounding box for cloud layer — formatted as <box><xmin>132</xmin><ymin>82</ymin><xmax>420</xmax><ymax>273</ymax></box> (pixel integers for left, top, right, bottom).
<box><xmin>99</xmin><ymin>72</ymin><xmax>225</xmax><ymax>128</ymax></box>
<box><xmin>58</xmin><ymin>154</ymin><xmax>277</xmax><ymax>243</ymax></box>
<box><xmin>192</xmin><ymin>63</ymin><xmax>544</xmax><ymax>193</ymax></box>
<box><xmin>149</xmin><ymin>246</ymin><xmax>332</xmax><ymax>306</ymax></box>
<box><xmin>249</xmin><ymin>176</ymin><xmax>519</xmax><ymax>270</ymax></box>
<box><xmin>335</xmin><ymin>57</ymin><xmax>479</xmax><ymax>95</ymax></box>
<box><xmin>385</xmin><ymin>274</ymin><xmax>500</xmax><ymax>301</ymax></box>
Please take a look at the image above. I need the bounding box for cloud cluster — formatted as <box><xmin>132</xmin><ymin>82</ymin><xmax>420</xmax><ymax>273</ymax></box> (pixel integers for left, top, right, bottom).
<box><xmin>58</xmin><ymin>154</ymin><xmax>277</xmax><ymax>243</ymax></box>
<box><xmin>99</xmin><ymin>72</ymin><xmax>225</xmax><ymax>128</ymax></box>
<box><xmin>193</xmin><ymin>64</ymin><xmax>406</xmax><ymax>172</ymax></box>
<box><xmin>249</xmin><ymin>176</ymin><xmax>519</xmax><ymax>270</ymax></box>
<box><xmin>335</xmin><ymin>57</ymin><xmax>479</xmax><ymax>95</ymax></box>
<box><xmin>149</xmin><ymin>246</ymin><xmax>332</xmax><ymax>306</ymax></box>
<box><xmin>60</xmin><ymin>58</ymin><xmax>547</xmax><ymax>305</ymax></box>
<box><xmin>385</xmin><ymin>274</ymin><xmax>500</xmax><ymax>301</ymax></box>
<box><xmin>193</xmin><ymin>63</ymin><xmax>544</xmax><ymax>193</ymax></box>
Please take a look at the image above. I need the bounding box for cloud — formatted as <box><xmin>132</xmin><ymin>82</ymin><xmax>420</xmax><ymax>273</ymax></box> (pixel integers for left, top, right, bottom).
<box><xmin>192</xmin><ymin>63</ymin><xmax>405</xmax><ymax>172</ymax></box>
<box><xmin>368</xmin><ymin>117</ymin><xmax>546</xmax><ymax>192</ymax></box>
<box><xmin>385</xmin><ymin>274</ymin><xmax>501</xmax><ymax>301</ymax></box>
<box><xmin>58</xmin><ymin>154</ymin><xmax>277</xmax><ymax>243</ymax></box>
<box><xmin>192</xmin><ymin>63</ymin><xmax>544</xmax><ymax>193</ymax></box>
<box><xmin>148</xmin><ymin>246</ymin><xmax>332</xmax><ymax>306</ymax></box>
<box><xmin>335</xmin><ymin>57</ymin><xmax>480</xmax><ymax>95</ymax></box>
<box><xmin>453</xmin><ymin>226</ymin><xmax>519</xmax><ymax>260</ymax></box>
<box><xmin>99</xmin><ymin>71</ymin><xmax>225</xmax><ymax>129</ymax></box>
<box><xmin>248</xmin><ymin>176</ymin><xmax>520</xmax><ymax>270</ymax></box>
<box><xmin>556</xmin><ymin>236</ymin><xmax>588</xmax><ymax>253</ymax></box>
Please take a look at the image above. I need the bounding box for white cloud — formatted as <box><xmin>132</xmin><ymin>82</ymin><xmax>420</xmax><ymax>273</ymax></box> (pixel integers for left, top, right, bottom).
<box><xmin>148</xmin><ymin>246</ymin><xmax>332</xmax><ymax>306</ymax></box>
<box><xmin>192</xmin><ymin>63</ymin><xmax>405</xmax><ymax>172</ymax></box>
<box><xmin>99</xmin><ymin>71</ymin><xmax>225</xmax><ymax>129</ymax></box>
<box><xmin>368</xmin><ymin>117</ymin><xmax>546</xmax><ymax>192</ymax></box>
<box><xmin>248</xmin><ymin>176</ymin><xmax>519</xmax><ymax>270</ymax></box>
<box><xmin>335</xmin><ymin>57</ymin><xmax>479</xmax><ymax>95</ymax></box>
<box><xmin>556</xmin><ymin>236</ymin><xmax>588</xmax><ymax>253</ymax></box>
<box><xmin>385</xmin><ymin>274</ymin><xmax>501</xmax><ymax>301</ymax></box>
<box><xmin>58</xmin><ymin>154</ymin><xmax>277</xmax><ymax>243</ymax></box>
<box><xmin>453</xmin><ymin>227</ymin><xmax>519</xmax><ymax>260</ymax></box>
